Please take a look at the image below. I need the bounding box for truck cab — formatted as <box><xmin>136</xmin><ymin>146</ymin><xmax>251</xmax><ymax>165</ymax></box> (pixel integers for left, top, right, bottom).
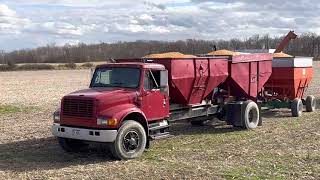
<box><xmin>52</xmin><ymin>62</ymin><xmax>170</xmax><ymax>159</ymax></box>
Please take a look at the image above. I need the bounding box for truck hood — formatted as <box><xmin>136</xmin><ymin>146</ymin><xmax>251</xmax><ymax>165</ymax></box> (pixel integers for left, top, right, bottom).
<box><xmin>65</xmin><ymin>88</ymin><xmax>138</xmax><ymax>110</ymax></box>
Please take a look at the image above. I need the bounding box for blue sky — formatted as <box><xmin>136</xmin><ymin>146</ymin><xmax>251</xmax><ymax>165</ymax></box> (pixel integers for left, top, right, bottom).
<box><xmin>0</xmin><ymin>0</ymin><xmax>320</xmax><ymax>51</ymax></box>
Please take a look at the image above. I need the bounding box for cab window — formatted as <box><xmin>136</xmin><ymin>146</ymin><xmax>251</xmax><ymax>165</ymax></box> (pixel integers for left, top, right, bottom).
<box><xmin>91</xmin><ymin>67</ymin><xmax>140</xmax><ymax>88</ymax></box>
<box><xmin>144</xmin><ymin>70</ymin><xmax>161</xmax><ymax>90</ymax></box>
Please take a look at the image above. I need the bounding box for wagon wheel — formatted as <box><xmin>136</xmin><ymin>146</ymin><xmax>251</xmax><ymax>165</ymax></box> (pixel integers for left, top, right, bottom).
<box><xmin>306</xmin><ymin>95</ymin><xmax>316</xmax><ymax>112</ymax></box>
<box><xmin>241</xmin><ymin>100</ymin><xmax>260</xmax><ymax>130</ymax></box>
<box><xmin>291</xmin><ymin>98</ymin><xmax>303</xmax><ymax>117</ymax></box>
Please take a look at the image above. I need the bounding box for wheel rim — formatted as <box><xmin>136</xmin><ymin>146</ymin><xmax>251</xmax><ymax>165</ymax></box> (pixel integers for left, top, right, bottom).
<box><xmin>248</xmin><ymin>108</ymin><xmax>258</xmax><ymax>126</ymax></box>
<box><xmin>122</xmin><ymin>130</ymin><xmax>140</xmax><ymax>153</ymax></box>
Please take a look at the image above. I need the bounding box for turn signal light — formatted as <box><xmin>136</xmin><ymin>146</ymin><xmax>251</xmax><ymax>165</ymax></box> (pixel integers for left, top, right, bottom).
<box><xmin>107</xmin><ymin>118</ymin><xmax>118</xmax><ymax>126</ymax></box>
<box><xmin>97</xmin><ymin>117</ymin><xmax>118</xmax><ymax>126</ymax></box>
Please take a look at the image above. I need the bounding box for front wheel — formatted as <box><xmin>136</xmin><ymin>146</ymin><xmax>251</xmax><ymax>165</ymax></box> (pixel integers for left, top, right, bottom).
<box><xmin>109</xmin><ymin>120</ymin><xmax>147</xmax><ymax>160</ymax></box>
<box><xmin>241</xmin><ymin>100</ymin><xmax>260</xmax><ymax>130</ymax></box>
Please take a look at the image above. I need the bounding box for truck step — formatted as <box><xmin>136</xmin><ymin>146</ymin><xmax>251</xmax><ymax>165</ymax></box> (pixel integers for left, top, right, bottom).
<box><xmin>150</xmin><ymin>132</ymin><xmax>174</xmax><ymax>140</ymax></box>
<box><xmin>148</xmin><ymin>120</ymin><xmax>170</xmax><ymax>132</ymax></box>
<box><xmin>149</xmin><ymin>124</ymin><xmax>170</xmax><ymax>131</ymax></box>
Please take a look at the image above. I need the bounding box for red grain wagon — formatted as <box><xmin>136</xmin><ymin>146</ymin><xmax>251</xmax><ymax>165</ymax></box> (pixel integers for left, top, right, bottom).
<box><xmin>264</xmin><ymin>56</ymin><xmax>315</xmax><ymax>116</ymax></box>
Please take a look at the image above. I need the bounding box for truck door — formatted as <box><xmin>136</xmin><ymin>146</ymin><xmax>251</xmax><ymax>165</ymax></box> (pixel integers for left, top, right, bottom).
<box><xmin>141</xmin><ymin>69</ymin><xmax>169</xmax><ymax>121</ymax></box>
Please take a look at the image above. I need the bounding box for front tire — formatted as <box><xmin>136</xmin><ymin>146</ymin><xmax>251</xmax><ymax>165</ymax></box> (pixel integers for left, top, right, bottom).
<box><xmin>58</xmin><ymin>137</ymin><xmax>88</xmax><ymax>152</ymax></box>
<box><xmin>306</xmin><ymin>95</ymin><xmax>316</xmax><ymax>112</ymax></box>
<box><xmin>109</xmin><ymin>120</ymin><xmax>147</xmax><ymax>160</ymax></box>
<box><xmin>291</xmin><ymin>98</ymin><xmax>303</xmax><ymax>117</ymax></box>
<box><xmin>242</xmin><ymin>100</ymin><xmax>260</xmax><ymax>130</ymax></box>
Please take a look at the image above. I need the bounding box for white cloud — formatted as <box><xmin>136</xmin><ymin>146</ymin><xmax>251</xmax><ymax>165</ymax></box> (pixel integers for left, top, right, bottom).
<box><xmin>139</xmin><ymin>14</ymin><xmax>154</xmax><ymax>21</ymax></box>
<box><xmin>0</xmin><ymin>4</ymin><xmax>30</xmax><ymax>34</ymax></box>
<box><xmin>44</xmin><ymin>22</ymin><xmax>82</xmax><ymax>35</ymax></box>
<box><xmin>0</xmin><ymin>4</ymin><xmax>16</xmax><ymax>16</ymax></box>
<box><xmin>122</xmin><ymin>24</ymin><xmax>146</xmax><ymax>33</ymax></box>
<box><xmin>27</xmin><ymin>21</ymin><xmax>97</xmax><ymax>37</ymax></box>
<box><xmin>1</xmin><ymin>0</ymin><xmax>320</xmax><ymax>50</ymax></box>
<box><xmin>114</xmin><ymin>23</ymin><xmax>170</xmax><ymax>34</ymax></box>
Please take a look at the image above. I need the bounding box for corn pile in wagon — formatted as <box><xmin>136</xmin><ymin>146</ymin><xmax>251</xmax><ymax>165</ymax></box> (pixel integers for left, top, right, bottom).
<box><xmin>207</xmin><ymin>49</ymin><xmax>240</xmax><ymax>56</ymax></box>
<box><xmin>273</xmin><ymin>52</ymin><xmax>293</xmax><ymax>58</ymax></box>
<box><xmin>144</xmin><ymin>52</ymin><xmax>197</xmax><ymax>58</ymax></box>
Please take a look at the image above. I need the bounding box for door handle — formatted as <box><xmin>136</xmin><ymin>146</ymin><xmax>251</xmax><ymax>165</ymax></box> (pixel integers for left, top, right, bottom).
<box><xmin>163</xmin><ymin>99</ymin><xmax>166</xmax><ymax>107</ymax></box>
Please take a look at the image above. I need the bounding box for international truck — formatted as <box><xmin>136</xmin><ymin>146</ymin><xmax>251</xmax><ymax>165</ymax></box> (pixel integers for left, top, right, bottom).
<box><xmin>52</xmin><ymin>54</ymin><xmax>273</xmax><ymax>160</ymax></box>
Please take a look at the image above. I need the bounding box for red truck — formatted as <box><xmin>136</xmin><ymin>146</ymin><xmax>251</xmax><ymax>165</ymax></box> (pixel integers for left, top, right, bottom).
<box><xmin>52</xmin><ymin>54</ymin><xmax>273</xmax><ymax>160</ymax></box>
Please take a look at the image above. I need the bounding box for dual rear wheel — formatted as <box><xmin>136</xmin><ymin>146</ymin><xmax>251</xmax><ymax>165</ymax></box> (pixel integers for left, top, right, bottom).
<box><xmin>190</xmin><ymin>100</ymin><xmax>261</xmax><ymax>130</ymax></box>
<box><xmin>242</xmin><ymin>100</ymin><xmax>260</xmax><ymax>130</ymax></box>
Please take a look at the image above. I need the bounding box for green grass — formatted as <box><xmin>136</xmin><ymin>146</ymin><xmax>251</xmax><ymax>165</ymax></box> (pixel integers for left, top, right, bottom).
<box><xmin>0</xmin><ymin>105</ymin><xmax>34</xmax><ymax>114</ymax></box>
<box><xmin>137</xmin><ymin>112</ymin><xmax>320</xmax><ymax>179</ymax></box>
<box><xmin>1</xmin><ymin>108</ymin><xmax>319</xmax><ymax>179</ymax></box>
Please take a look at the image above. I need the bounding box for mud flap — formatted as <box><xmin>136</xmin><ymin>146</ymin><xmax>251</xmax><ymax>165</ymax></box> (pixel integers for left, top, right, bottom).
<box><xmin>258</xmin><ymin>102</ymin><xmax>262</xmax><ymax>126</ymax></box>
<box><xmin>226</xmin><ymin>101</ymin><xmax>262</xmax><ymax>127</ymax></box>
<box><xmin>226</xmin><ymin>101</ymin><xmax>245</xmax><ymax>127</ymax></box>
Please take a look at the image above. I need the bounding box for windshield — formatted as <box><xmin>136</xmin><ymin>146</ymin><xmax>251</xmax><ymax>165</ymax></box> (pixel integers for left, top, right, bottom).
<box><xmin>90</xmin><ymin>67</ymin><xmax>141</xmax><ymax>88</ymax></box>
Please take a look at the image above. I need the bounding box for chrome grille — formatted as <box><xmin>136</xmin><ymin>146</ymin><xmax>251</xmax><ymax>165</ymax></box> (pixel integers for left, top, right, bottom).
<box><xmin>62</xmin><ymin>98</ymin><xmax>94</xmax><ymax>118</ymax></box>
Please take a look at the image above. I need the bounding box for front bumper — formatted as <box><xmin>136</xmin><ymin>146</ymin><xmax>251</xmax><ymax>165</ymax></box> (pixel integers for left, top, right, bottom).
<box><xmin>51</xmin><ymin>123</ymin><xmax>117</xmax><ymax>143</ymax></box>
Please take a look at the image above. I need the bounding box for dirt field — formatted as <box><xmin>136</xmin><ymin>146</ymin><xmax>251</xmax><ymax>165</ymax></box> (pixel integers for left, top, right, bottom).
<box><xmin>0</xmin><ymin>63</ymin><xmax>320</xmax><ymax>179</ymax></box>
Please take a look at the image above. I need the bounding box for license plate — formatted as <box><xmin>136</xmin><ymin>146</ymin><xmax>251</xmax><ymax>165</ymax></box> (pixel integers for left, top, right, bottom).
<box><xmin>72</xmin><ymin>129</ymin><xmax>80</xmax><ymax>136</ymax></box>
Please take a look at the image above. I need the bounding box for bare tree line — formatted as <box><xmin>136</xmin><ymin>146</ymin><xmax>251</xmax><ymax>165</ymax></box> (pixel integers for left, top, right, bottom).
<box><xmin>1</xmin><ymin>33</ymin><xmax>320</xmax><ymax>64</ymax></box>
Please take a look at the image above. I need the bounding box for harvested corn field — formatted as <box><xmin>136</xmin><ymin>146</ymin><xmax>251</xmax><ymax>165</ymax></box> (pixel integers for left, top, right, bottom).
<box><xmin>0</xmin><ymin>63</ymin><xmax>320</xmax><ymax>179</ymax></box>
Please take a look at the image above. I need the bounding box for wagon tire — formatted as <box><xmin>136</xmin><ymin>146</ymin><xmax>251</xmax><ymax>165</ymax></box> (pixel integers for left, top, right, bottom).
<box><xmin>306</xmin><ymin>95</ymin><xmax>316</xmax><ymax>112</ymax></box>
<box><xmin>58</xmin><ymin>137</ymin><xmax>88</xmax><ymax>152</ymax></box>
<box><xmin>242</xmin><ymin>100</ymin><xmax>260</xmax><ymax>130</ymax></box>
<box><xmin>109</xmin><ymin>120</ymin><xmax>146</xmax><ymax>160</ymax></box>
<box><xmin>291</xmin><ymin>98</ymin><xmax>303</xmax><ymax>117</ymax></box>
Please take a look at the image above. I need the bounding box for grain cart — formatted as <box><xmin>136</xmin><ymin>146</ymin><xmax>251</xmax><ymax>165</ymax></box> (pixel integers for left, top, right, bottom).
<box><xmin>262</xmin><ymin>30</ymin><xmax>315</xmax><ymax>116</ymax></box>
<box><xmin>263</xmin><ymin>56</ymin><xmax>315</xmax><ymax>116</ymax></box>
<box><xmin>52</xmin><ymin>54</ymin><xmax>272</xmax><ymax>160</ymax></box>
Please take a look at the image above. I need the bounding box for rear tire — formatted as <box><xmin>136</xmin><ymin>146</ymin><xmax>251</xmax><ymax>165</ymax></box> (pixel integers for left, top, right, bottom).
<box><xmin>58</xmin><ymin>138</ymin><xmax>88</xmax><ymax>152</ymax></box>
<box><xmin>306</xmin><ymin>95</ymin><xmax>316</xmax><ymax>112</ymax></box>
<box><xmin>291</xmin><ymin>98</ymin><xmax>303</xmax><ymax>117</ymax></box>
<box><xmin>109</xmin><ymin>120</ymin><xmax>146</xmax><ymax>160</ymax></box>
<box><xmin>242</xmin><ymin>100</ymin><xmax>260</xmax><ymax>130</ymax></box>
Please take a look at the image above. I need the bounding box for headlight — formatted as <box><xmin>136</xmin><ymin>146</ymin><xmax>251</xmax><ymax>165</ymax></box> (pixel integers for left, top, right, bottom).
<box><xmin>53</xmin><ymin>111</ymin><xmax>60</xmax><ymax>122</ymax></box>
<box><xmin>97</xmin><ymin>117</ymin><xmax>118</xmax><ymax>126</ymax></box>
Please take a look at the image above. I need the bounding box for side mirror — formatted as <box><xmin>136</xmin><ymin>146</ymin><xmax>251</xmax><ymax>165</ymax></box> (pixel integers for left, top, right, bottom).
<box><xmin>160</xmin><ymin>70</ymin><xmax>169</xmax><ymax>94</ymax></box>
<box><xmin>90</xmin><ymin>68</ymin><xmax>95</xmax><ymax>78</ymax></box>
<box><xmin>160</xmin><ymin>70</ymin><xmax>168</xmax><ymax>87</ymax></box>
<box><xmin>89</xmin><ymin>68</ymin><xmax>95</xmax><ymax>87</ymax></box>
